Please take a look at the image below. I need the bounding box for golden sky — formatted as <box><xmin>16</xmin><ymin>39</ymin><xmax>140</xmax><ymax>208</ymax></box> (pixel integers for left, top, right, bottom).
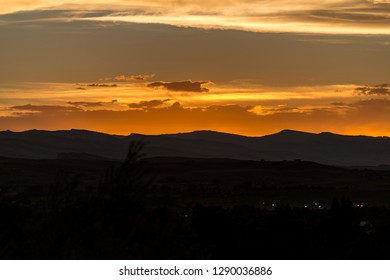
<box><xmin>1</xmin><ymin>0</ymin><xmax>390</xmax><ymax>136</ymax></box>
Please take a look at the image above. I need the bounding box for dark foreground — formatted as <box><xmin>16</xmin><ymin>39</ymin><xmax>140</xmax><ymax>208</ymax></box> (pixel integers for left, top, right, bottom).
<box><xmin>1</xmin><ymin>152</ymin><xmax>390</xmax><ymax>259</ymax></box>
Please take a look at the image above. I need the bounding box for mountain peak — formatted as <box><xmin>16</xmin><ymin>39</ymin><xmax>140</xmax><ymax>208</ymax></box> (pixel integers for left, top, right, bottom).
<box><xmin>168</xmin><ymin>130</ymin><xmax>243</xmax><ymax>137</ymax></box>
<box><xmin>279</xmin><ymin>129</ymin><xmax>303</xmax><ymax>134</ymax></box>
<box><xmin>274</xmin><ymin>129</ymin><xmax>316</xmax><ymax>136</ymax></box>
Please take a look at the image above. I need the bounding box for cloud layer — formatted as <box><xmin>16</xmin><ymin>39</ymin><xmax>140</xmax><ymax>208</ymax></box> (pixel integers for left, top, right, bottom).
<box><xmin>4</xmin><ymin>98</ymin><xmax>390</xmax><ymax>137</ymax></box>
<box><xmin>2</xmin><ymin>1</ymin><xmax>390</xmax><ymax>34</ymax></box>
<box><xmin>2</xmin><ymin>80</ymin><xmax>390</xmax><ymax>137</ymax></box>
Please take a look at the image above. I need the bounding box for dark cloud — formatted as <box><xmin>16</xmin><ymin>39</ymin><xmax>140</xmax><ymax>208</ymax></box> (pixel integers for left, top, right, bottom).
<box><xmin>355</xmin><ymin>84</ymin><xmax>390</xmax><ymax>95</ymax></box>
<box><xmin>147</xmin><ymin>81</ymin><xmax>211</xmax><ymax>92</ymax></box>
<box><xmin>67</xmin><ymin>101</ymin><xmax>104</xmax><ymax>107</ymax></box>
<box><xmin>170</xmin><ymin>102</ymin><xmax>182</xmax><ymax>109</ymax></box>
<box><xmin>86</xmin><ymin>83</ymin><xmax>117</xmax><ymax>88</ymax></box>
<box><xmin>128</xmin><ymin>99</ymin><xmax>171</xmax><ymax>109</ymax></box>
<box><xmin>67</xmin><ymin>100</ymin><xmax>119</xmax><ymax>108</ymax></box>
<box><xmin>11</xmin><ymin>104</ymin><xmax>82</xmax><ymax>113</ymax></box>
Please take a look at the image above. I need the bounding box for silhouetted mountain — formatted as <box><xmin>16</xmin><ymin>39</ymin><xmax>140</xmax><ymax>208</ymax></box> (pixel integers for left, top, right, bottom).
<box><xmin>129</xmin><ymin>130</ymin><xmax>390</xmax><ymax>166</ymax></box>
<box><xmin>0</xmin><ymin>129</ymin><xmax>128</xmax><ymax>159</ymax></box>
<box><xmin>2</xmin><ymin>129</ymin><xmax>390</xmax><ymax>166</ymax></box>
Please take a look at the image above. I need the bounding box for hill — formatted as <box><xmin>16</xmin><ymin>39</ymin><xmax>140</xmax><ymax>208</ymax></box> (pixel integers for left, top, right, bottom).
<box><xmin>2</xmin><ymin>129</ymin><xmax>390</xmax><ymax>166</ymax></box>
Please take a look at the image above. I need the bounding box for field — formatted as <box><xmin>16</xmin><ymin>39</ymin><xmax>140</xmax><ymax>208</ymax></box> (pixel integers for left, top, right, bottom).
<box><xmin>2</xmin><ymin>156</ymin><xmax>390</xmax><ymax>209</ymax></box>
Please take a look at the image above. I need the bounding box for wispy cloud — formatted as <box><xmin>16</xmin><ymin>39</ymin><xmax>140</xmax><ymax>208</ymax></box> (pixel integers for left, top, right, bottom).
<box><xmin>11</xmin><ymin>104</ymin><xmax>82</xmax><ymax>114</ymax></box>
<box><xmin>67</xmin><ymin>100</ymin><xmax>118</xmax><ymax>108</ymax></box>
<box><xmin>68</xmin><ymin>101</ymin><xmax>104</xmax><ymax>107</ymax></box>
<box><xmin>101</xmin><ymin>74</ymin><xmax>155</xmax><ymax>82</ymax></box>
<box><xmin>2</xmin><ymin>1</ymin><xmax>390</xmax><ymax>34</ymax></box>
<box><xmin>355</xmin><ymin>84</ymin><xmax>390</xmax><ymax>95</ymax></box>
<box><xmin>86</xmin><ymin>83</ymin><xmax>118</xmax><ymax>87</ymax></box>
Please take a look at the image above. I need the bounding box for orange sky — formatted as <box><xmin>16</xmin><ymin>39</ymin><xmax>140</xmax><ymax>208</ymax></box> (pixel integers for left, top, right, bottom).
<box><xmin>1</xmin><ymin>1</ymin><xmax>390</xmax><ymax>136</ymax></box>
<box><xmin>1</xmin><ymin>82</ymin><xmax>390</xmax><ymax>136</ymax></box>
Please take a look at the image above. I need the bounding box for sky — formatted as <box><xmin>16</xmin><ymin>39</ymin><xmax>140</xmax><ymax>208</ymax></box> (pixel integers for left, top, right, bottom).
<box><xmin>1</xmin><ymin>0</ymin><xmax>390</xmax><ymax>136</ymax></box>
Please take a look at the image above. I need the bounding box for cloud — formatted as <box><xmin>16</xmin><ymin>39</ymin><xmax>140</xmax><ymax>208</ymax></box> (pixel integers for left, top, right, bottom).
<box><xmin>67</xmin><ymin>100</ymin><xmax>120</xmax><ymax>109</ymax></box>
<box><xmin>147</xmin><ymin>81</ymin><xmax>211</xmax><ymax>92</ymax></box>
<box><xmin>355</xmin><ymin>84</ymin><xmax>390</xmax><ymax>95</ymax></box>
<box><xmin>10</xmin><ymin>104</ymin><xmax>82</xmax><ymax>113</ymax></box>
<box><xmin>111</xmin><ymin>74</ymin><xmax>155</xmax><ymax>81</ymax></box>
<box><xmin>128</xmin><ymin>99</ymin><xmax>171</xmax><ymax>109</ymax></box>
<box><xmin>3</xmin><ymin>1</ymin><xmax>390</xmax><ymax>34</ymax></box>
<box><xmin>86</xmin><ymin>83</ymin><xmax>117</xmax><ymax>87</ymax></box>
<box><xmin>250</xmin><ymin>105</ymin><xmax>301</xmax><ymax>116</ymax></box>
<box><xmin>5</xmin><ymin>99</ymin><xmax>390</xmax><ymax>136</ymax></box>
<box><xmin>67</xmin><ymin>101</ymin><xmax>104</xmax><ymax>107</ymax></box>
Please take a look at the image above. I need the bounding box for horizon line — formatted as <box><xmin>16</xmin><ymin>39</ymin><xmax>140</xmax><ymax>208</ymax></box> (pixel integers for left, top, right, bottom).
<box><xmin>1</xmin><ymin>128</ymin><xmax>389</xmax><ymax>139</ymax></box>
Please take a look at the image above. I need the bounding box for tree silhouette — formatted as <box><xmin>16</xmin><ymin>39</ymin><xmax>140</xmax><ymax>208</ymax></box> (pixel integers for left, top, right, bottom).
<box><xmin>101</xmin><ymin>139</ymin><xmax>148</xmax><ymax>203</ymax></box>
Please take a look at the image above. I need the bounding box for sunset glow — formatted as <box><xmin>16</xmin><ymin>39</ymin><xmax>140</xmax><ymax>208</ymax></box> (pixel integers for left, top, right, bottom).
<box><xmin>1</xmin><ymin>0</ymin><xmax>390</xmax><ymax>136</ymax></box>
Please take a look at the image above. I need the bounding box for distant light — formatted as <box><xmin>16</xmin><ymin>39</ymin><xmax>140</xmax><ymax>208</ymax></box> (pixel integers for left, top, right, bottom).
<box><xmin>271</xmin><ymin>203</ymin><xmax>275</xmax><ymax>207</ymax></box>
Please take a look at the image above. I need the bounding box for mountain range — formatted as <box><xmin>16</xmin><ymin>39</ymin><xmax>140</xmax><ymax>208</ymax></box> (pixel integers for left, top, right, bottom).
<box><xmin>2</xmin><ymin>129</ymin><xmax>390</xmax><ymax>166</ymax></box>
